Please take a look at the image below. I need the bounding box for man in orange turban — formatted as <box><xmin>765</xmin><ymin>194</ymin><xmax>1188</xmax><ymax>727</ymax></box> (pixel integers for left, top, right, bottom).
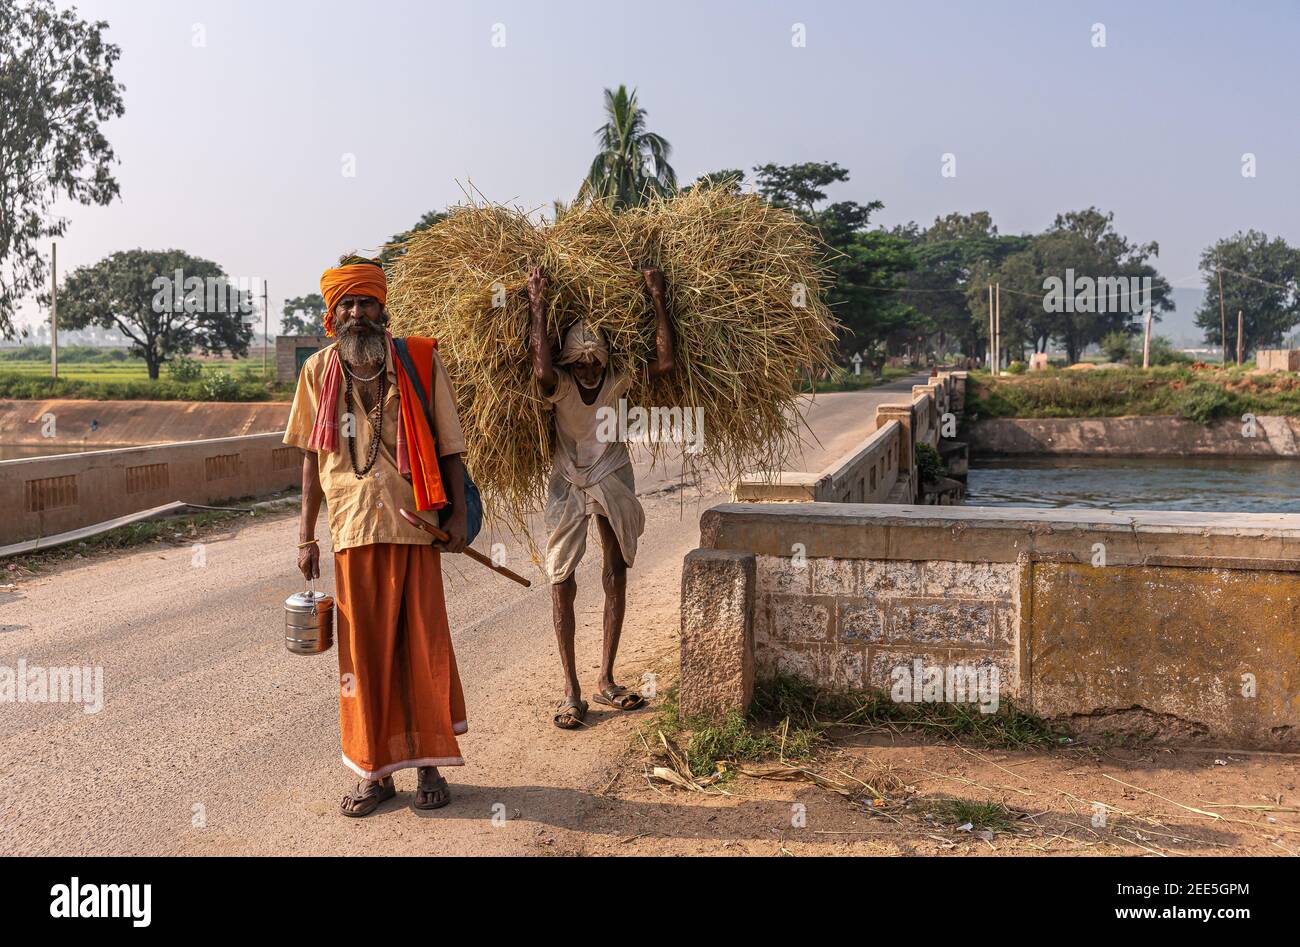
<box><xmin>283</xmin><ymin>254</ymin><xmax>472</xmax><ymax>818</ymax></box>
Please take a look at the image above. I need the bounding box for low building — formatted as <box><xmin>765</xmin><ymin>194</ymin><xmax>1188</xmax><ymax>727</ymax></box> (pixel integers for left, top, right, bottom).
<box><xmin>1256</xmin><ymin>349</ymin><xmax>1300</xmax><ymax>372</ymax></box>
<box><xmin>275</xmin><ymin>335</ymin><xmax>331</xmax><ymax>383</ymax></box>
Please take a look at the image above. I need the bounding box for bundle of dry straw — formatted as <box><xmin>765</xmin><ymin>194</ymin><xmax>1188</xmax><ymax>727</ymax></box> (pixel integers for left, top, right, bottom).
<box><xmin>386</xmin><ymin>185</ymin><xmax>838</xmax><ymax>539</ymax></box>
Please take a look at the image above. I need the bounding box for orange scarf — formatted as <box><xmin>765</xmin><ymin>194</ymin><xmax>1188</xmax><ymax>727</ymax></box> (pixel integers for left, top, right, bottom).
<box><xmin>393</xmin><ymin>336</ymin><xmax>448</xmax><ymax>512</ymax></box>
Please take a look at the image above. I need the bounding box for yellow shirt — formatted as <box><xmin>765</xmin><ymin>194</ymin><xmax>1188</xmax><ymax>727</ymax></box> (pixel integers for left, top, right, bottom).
<box><xmin>283</xmin><ymin>342</ymin><xmax>467</xmax><ymax>552</ymax></box>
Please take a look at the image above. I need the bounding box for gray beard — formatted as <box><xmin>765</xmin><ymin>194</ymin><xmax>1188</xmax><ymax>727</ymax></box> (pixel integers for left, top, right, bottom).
<box><xmin>338</xmin><ymin>329</ymin><xmax>387</xmax><ymax>369</ymax></box>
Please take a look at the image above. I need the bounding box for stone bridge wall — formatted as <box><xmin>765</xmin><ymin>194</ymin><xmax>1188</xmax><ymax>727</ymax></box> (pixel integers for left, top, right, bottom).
<box><xmin>680</xmin><ymin>503</ymin><xmax>1300</xmax><ymax>748</ymax></box>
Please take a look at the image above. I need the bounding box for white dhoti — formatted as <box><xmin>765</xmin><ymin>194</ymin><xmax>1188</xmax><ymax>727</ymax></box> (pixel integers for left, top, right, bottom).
<box><xmin>544</xmin><ymin>463</ymin><xmax>644</xmax><ymax>584</ymax></box>
<box><xmin>542</xmin><ymin>365</ymin><xmax>646</xmax><ymax>584</ymax></box>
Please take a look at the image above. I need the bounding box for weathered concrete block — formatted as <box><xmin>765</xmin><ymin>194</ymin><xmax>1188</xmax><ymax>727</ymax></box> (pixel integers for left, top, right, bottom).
<box><xmin>763</xmin><ymin>593</ymin><xmax>832</xmax><ymax>642</ymax></box>
<box><xmin>830</xmin><ymin>646</ymin><xmax>866</xmax><ymax>689</ymax></box>
<box><xmin>755</xmin><ymin>554</ymin><xmax>809</xmax><ymax>595</ymax></box>
<box><xmin>922</xmin><ymin>560</ymin><xmax>1015</xmax><ymax>600</ymax></box>
<box><xmin>810</xmin><ymin>558</ymin><xmax>860</xmax><ymax>595</ymax></box>
<box><xmin>884</xmin><ymin>597</ymin><xmax>1003</xmax><ymax>646</ymax></box>
<box><xmin>837</xmin><ymin>597</ymin><xmax>885</xmax><ymax>642</ymax></box>
<box><xmin>773</xmin><ymin>643</ymin><xmax>832</xmax><ymax>685</ymax></box>
<box><xmin>866</xmin><ymin>648</ymin><xmax>947</xmax><ymax>693</ymax></box>
<box><xmin>680</xmin><ymin>549</ymin><xmax>756</xmax><ymax>719</ymax></box>
<box><xmin>947</xmin><ymin>647</ymin><xmax>1019</xmax><ymax>696</ymax></box>
<box><xmin>861</xmin><ymin>559</ymin><xmax>924</xmax><ymax>596</ymax></box>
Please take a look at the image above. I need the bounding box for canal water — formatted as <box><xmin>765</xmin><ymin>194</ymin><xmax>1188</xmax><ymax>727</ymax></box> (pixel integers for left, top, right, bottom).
<box><xmin>967</xmin><ymin>456</ymin><xmax>1300</xmax><ymax>514</ymax></box>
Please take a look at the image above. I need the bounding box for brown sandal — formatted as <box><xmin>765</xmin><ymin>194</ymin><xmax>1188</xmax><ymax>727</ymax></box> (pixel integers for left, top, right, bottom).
<box><xmin>340</xmin><ymin>777</ymin><xmax>396</xmax><ymax>818</ymax></box>
<box><xmin>592</xmin><ymin>685</ymin><xmax>646</xmax><ymax>711</ymax></box>
<box><xmin>553</xmin><ymin>697</ymin><xmax>588</xmax><ymax>730</ymax></box>
<box><xmin>413</xmin><ymin>767</ymin><xmax>451</xmax><ymax>810</ymax></box>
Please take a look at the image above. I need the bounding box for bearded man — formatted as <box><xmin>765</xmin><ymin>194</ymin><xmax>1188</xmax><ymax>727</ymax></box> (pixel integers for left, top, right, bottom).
<box><xmin>283</xmin><ymin>254</ymin><xmax>470</xmax><ymax>818</ymax></box>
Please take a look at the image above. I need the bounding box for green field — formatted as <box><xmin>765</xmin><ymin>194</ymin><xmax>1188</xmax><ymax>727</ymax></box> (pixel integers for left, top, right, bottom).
<box><xmin>0</xmin><ymin>347</ymin><xmax>291</xmax><ymax>401</ymax></box>
<box><xmin>0</xmin><ymin>357</ymin><xmax>269</xmax><ymax>383</ymax></box>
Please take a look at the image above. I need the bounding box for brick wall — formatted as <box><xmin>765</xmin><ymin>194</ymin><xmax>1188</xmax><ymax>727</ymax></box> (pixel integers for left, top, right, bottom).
<box><xmin>752</xmin><ymin>554</ymin><xmax>1018</xmax><ymax>695</ymax></box>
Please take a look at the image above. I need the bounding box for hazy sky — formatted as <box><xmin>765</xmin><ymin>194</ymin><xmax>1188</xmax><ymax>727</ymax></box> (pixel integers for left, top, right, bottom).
<box><xmin>25</xmin><ymin>0</ymin><xmax>1300</xmax><ymax>336</ymax></box>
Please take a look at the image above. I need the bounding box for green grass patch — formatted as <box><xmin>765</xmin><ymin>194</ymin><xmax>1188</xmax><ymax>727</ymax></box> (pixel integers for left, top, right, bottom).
<box><xmin>929</xmin><ymin>797</ymin><xmax>1014</xmax><ymax>831</ymax></box>
<box><xmin>965</xmin><ymin>366</ymin><xmax>1300</xmax><ymax>425</ymax></box>
<box><xmin>645</xmin><ymin>686</ymin><xmax>823</xmax><ymax>777</ymax></box>
<box><xmin>644</xmin><ymin>674</ymin><xmax>1065</xmax><ymax>779</ymax></box>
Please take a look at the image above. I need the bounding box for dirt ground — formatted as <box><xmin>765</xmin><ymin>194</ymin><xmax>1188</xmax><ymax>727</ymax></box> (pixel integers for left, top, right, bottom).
<box><xmin>539</xmin><ymin>685</ymin><xmax>1300</xmax><ymax>857</ymax></box>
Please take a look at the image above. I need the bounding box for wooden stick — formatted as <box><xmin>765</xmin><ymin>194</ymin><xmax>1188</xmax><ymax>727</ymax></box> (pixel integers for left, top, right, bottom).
<box><xmin>399</xmin><ymin>509</ymin><xmax>532</xmax><ymax>587</ymax></box>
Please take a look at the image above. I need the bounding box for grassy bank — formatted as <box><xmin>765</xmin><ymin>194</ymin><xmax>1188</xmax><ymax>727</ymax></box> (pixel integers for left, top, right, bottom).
<box><xmin>966</xmin><ymin>366</ymin><xmax>1300</xmax><ymax>424</ymax></box>
<box><xmin>0</xmin><ymin>348</ymin><xmax>292</xmax><ymax>401</ymax></box>
<box><xmin>645</xmin><ymin>674</ymin><xmax>1064</xmax><ymax>780</ymax></box>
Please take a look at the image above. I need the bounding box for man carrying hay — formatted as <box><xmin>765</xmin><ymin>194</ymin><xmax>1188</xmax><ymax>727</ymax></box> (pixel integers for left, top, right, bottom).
<box><xmin>528</xmin><ymin>265</ymin><xmax>675</xmax><ymax>729</ymax></box>
<box><xmin>284</xmin><ymin>254</ymin><xmax>472</xmax><ymax>817</ymax></box>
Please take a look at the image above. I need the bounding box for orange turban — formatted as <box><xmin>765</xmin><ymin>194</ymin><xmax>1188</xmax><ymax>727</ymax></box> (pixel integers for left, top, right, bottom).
<box><xmin>320</xmin><ymin>257</ymin><xmax>388</xmax><ymax>337</ymax></box>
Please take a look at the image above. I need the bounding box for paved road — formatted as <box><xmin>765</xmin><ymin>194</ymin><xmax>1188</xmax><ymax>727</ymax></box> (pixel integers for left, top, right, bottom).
<box><xmin>0</xmin><ymin>376</ymin><xmax>926</xmax><ymax>855</ymax></box>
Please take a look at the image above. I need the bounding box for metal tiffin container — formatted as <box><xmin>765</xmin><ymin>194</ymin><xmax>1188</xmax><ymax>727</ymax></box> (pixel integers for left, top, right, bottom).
<box><xmin>284</xmin><ymin>589</ymin><xmax>335</xmax><ymax>655</ymax></box>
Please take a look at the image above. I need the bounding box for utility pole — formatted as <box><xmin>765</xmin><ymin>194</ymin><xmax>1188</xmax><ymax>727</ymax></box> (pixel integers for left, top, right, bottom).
<box><xmin>1237</xmin><ymin>310</ymin><xmax>1244</xmax><ymax>367</ymax></box>
<box><xmin>987</xmin><ymin>284</ymin><xmax>994</xmax><ymax>374</ymax></box>
<box><xmin>1142</xmin><ymin>306</ymin><xmax>1153</xmax><ymax>369</ymax></box>
<box><xmin>50</xmin><ymin>243</ymin><xmax>58</xmax><ymax>379</ymax></box>
<box><xmin>262</xmin><ymin>279</ymin><xmax>269</xmax><ymax>378</ymax></box>
<box><xmin>1218</xmin><ymin>265</ymin><xmax>1227</xmax><ymax>366</ymax></box>
<box><xmin>995</xmin><ymin>282</ymin><xmax>1002</xmax><ymax>377</ymax></box>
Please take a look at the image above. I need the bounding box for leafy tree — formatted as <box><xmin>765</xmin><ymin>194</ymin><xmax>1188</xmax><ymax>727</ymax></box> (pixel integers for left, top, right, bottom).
<box><xmin>578</xmin><ymin>85</ymin><xmax>676</xmax><ymax>209</ymax></box>
<box><xmin>58</xmin><ymin>249</ymin><xmax>253</xmax><ymax>379</ymax></box>
<box><xmin>754</xmin><ymin>161</ymin><xmax>914</xmax><ymax>359</ymax></box>
<box><xmin>1034</xmin><ymin>208</ymin><xmax>1172</xmax><ymax>363</ymax></box>
<box><xmin>381</xmin><ymin>210</ymin><xmax>447</xmax><ymax>264</ymax></box>
<box><xmin>281</xmin><ymin>293</ymin><xmax>326</xmax><ymax>334</ymax></box>
<box><xmin>1194</xmin><ymin>230</ymin><xmax>1300</xmax><ymax>356</ymax></box>
<box><xmin>0</xmin><ymin>0</ymin><xmax>125</xmax><ymax>336</ymax></box>
<box><xmin>753</xmin><ymin>161</ymin><xmax>852</xmax><ymax>216</ymax></box>
<box><xmin>1101</xmin><ymin>329</ymin><xmax>1135</xmax><ymax>364</ymax></box>
<box><xmin>896</xmin><ymin>212</ymin><xmax>1027</xmax><ymax>360</ymax></box>
<box><xmin>684</xmin><ymin>169</ymin><xmax>745</xmax><ymax>194</ymax></box>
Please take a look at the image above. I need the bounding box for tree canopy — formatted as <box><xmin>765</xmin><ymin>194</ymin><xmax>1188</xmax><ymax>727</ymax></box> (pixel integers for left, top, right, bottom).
<box><xmin>578</xmin><ymin>85</ymin><xmax>677</xmax><ymax>210</ymax></box>
<box><xmin>58</xmin><ymin>249</ymin><xmax>253</xmax><ymax>379</ymax></box>
<box><xmin>281</xmin><ymin>293</ymin><xmax>326</xmax><ymax>335</ymax></box>
<box><xmin>1195</xmin><ymin>230</ymin><xmax>1300</xmax><ymax>356</ymax></box>
<box><xmin>0</xmin><ymin>0</ymin><xmax>125</xmax><ymax>337</ymax></box>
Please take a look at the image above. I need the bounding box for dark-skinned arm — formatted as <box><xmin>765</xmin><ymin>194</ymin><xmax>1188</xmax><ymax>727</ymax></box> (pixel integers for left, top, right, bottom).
<box><xmin>643</xmin><ymin>267</ymin><xmax>675</xmax><ymax>376</ymax></box>
<box><xmin>435</xmin><ymin>452</ymin><xmax>469</xmax><ymax>554</ymax></box>
<box><xmin>297</xmin><ymin>451</ymin><xmax>324</xmax><ymax>580</ymax></box>
<box><xmin>528</xmin><ymin>267</ymin><xmax>557</xmax><ymax>394</ymax></box>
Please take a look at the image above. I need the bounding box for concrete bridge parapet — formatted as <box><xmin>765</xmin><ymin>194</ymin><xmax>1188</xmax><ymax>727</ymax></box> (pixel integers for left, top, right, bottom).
<box><xmin>735</xmin><ymin>370</ymin><xmax>966</xmax><ymax>506</ymax></box>
<box><xmin>681</xmin><ymin>502</ymin><xmax>1300</xmax><ymax>748</ymax></box>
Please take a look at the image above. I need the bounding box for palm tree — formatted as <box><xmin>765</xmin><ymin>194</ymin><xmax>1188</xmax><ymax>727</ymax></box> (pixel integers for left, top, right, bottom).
<box><xmin>578</xmin><ymin>85</ymin><xmax>677</xmax><ymax>210</ymax></box>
